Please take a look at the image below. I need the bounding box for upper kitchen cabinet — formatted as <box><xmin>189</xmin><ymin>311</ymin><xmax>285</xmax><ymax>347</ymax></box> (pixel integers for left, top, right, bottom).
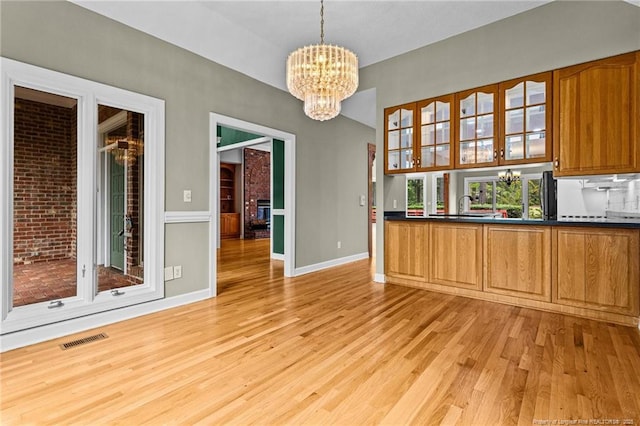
<box><xmin>455</xmin><ymin>84</ymin><xmax>499</xmax><ymax>168</ymax></box>
<box><xmin>553</xmin><ymin>51</ymin><xmax>640</xmax><ymax>176</ymax></box>
<box><xmin>385</xmin><ymin>103</ymin><xmax>416</xmax><ymax>174</ymax></box>
<box><xmin>499</xmin><ymin>72</ymin><xmax>552</xmax><ymax>165</ymax></box>
<box><xmin>416</xmin><ymin>95</ymin><xmax>455</xmax><ymax>171</ymax></box>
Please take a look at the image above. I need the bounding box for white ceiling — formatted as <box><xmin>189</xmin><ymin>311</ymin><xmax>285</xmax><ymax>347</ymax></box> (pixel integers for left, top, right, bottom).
<box><xmin>73</xmin><ymin>0</ymin><xmax>559</xmax><ymax>127</ymax></box>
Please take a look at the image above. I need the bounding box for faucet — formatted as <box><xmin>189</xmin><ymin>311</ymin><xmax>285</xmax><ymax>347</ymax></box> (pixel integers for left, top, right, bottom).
<box><xmin>458</xmin><ymin>195</ymin><xmax>474</xmax><ymax>214</ymax></box>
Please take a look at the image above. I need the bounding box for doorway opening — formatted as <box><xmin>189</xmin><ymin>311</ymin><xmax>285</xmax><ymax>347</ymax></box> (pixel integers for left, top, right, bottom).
<box><xmin>209</xmin><ymin>113</ymin><xmax>296</xmax><ymax>297</ymax></box>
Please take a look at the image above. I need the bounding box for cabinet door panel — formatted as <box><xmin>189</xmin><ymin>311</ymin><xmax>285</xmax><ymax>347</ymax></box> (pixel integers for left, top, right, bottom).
<box><xmin>385</xmin><ymin>103</ymin><xmax>417</xmax><ymax>174</ymax></box>
<box><xmin>553</xmin><ymin>51</ymin><xmax>639</xmax><ymax>176</ymax></box>
<box><xmin>430</xmin><ymin>223</ymin><xmax>482</xmax><ymax>290</ymax></box>
<box><xmin>553</xmin><ymin>227</ymin><xmax>640</xmax><ymax>315</ymax></box>
<box><xmin>484</xmin><ymin>225</ymin><xmax>551</xmax><ymax>301</ymax></box>
<box><xmin>385</xmin><ymin>222</ymin><xmax>428</xmax><ymax>281</ymax></box>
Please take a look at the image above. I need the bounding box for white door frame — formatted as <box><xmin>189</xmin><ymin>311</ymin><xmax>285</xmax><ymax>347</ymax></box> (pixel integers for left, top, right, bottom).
<box><xmin>209</xmin><ymin>113</ymin><xmax>296</xmax><ymax>296</ymax></box>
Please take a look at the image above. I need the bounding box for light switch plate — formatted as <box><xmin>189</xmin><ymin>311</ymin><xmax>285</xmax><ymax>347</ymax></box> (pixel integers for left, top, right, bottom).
<box><xmin>174</xmin><ymin>265</ymin><xmax>182</xmax><ymax>279</ymax></box>
<box><xmin>359</xmin><ymin>194</ymin><xmax>366</xmax><ymax>206</ymax></box>
<box><xmin>183</xmin><ymin>190</ymin><xmax>192</xmax><ymax>203</ymax></box>
<box><xmin>164</xmin><ymin>266</ymin><xmax>174</xmax><ymax>281</ymax></box>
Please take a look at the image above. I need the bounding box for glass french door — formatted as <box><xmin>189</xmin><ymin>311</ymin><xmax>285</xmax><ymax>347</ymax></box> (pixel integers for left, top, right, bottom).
<box><xmin>1</xmin><ymin>58</ymin><xmax>164</xmax><ymax>334</ymax></box>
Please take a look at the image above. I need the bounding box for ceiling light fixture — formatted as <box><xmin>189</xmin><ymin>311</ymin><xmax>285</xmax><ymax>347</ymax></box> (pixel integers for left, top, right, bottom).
<box><xmin>286</xmin><ymin>0</ymin><xmax>358</xmax><ymax>121</ymax></box>
<box><xmin>498</xmin><ymin>169</ymin><xmax>521</xmax><ymax>186</ymax></box>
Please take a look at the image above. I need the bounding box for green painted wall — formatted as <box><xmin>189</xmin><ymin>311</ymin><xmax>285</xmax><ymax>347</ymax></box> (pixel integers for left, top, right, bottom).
<box><xmin>273</xmin><ymin>215</ymin><xmax>284</xmax><ymax>255</ymax></box>
<box><xmin>217</xmin><ymin>125</ymin><xmax>262</xmax><ymax>148</ymax></box>
<box><xmin>272</xmin><ymin>139</ymin><xmax>285</xmax><ymax>210</ymax></box>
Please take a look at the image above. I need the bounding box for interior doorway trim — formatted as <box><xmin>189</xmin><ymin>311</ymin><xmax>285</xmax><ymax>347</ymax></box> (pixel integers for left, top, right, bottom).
<box><xmin>209</xmin><ymin>113</ymin><xmax>296</xmax><ymax>296</ymax></box>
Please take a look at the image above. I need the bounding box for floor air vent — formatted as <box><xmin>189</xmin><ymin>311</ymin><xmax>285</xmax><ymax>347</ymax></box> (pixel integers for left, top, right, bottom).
<box><xmin>60</xmin><ymin>333</ymin><xmax>108</xmax><ymax>350</ymax></box>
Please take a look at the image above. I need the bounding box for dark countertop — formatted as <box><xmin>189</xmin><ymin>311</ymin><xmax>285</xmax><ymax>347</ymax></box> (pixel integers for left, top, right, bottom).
<box><xmin>383</xmin><ymin>212</ymin><xmax>640</xmax><ymax>229</ymax></box>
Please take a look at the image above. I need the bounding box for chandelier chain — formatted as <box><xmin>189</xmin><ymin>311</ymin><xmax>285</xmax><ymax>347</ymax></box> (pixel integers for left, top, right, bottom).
<box><xmin>320</xmin><ymin>0</ymin><xmax>324</xmax><ymax>44</ymax></box>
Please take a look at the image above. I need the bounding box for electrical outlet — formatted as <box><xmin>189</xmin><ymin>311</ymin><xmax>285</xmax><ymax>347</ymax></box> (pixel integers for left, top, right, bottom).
<box><xmin>164</xmin><ymin>266</ymin><xmax>174</xmax><ymax>281</ymax></box>
<box><xmin>174</xmin><ymin>265</ymin><xmax>182</xmax><ymax>279</ymax></box>
<box><xmin>337</xmin><ymin>241</ymin><xmax>341</xmax><ymax>249</ymax></box>
<box><xmin>183</xmin><ymin>190</ymin><xmax>192</xmax><ymax>203</ymax></box>
<box><xmin>393</xmin><ymin>199</ymin><xmax>398</xmax><ymax>209</ymax></box>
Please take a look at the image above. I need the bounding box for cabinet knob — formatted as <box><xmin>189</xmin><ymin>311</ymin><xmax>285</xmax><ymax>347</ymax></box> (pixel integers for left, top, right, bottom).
<box><xmin>493</xmin><ymin>150</ymin><xmax>498</xmax><ymax>160</ymax></box>
<box><xmin>500</xmin><ymin>149</ymin><xmax>504</xmax><ymax>159</ymax></box>
<box><xmin>554</xmin><ymin>157</ymin><xmax>559</xmax><ymax>168</ymax></box>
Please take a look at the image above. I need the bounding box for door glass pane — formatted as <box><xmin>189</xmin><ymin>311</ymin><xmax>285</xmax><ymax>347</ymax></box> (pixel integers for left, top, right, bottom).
<box><xmin>526</xmin><ymin>105</ymin><xmax>545</xmax><ymax>132</ymax></box>
<box><xmin>460</xmin><ymin>117</ymin><xmax>476</xmax><ymax>140</ymax></box>
<box><xmin>459</xmin><ymin>141</ymin><xmax>475</xmax><ymax>164</ymax></box>
<box><xmin>505</xmin><ymin>82</ymin><xmax>524</xmax><ymax>109</ymax></box>
<box><xmin>435</xmin><ymin>122</ymin><xmax>449</xmax><ymax>144</ymax></box>
<box><xmin>477</xmin><ymin>139</ymin><xmax>494</xmax><ymax>163</ymax></box>
<box><xmin>476</xmin><ymin>114</ymin><xmax>494</xmax><ymax>138</ymax></box>
<box><xmin>505</xmin><ymin>109</ymin><xmax>524</xmax><ymax>134</ymax></box>
<box><xmin>400</xmin><ymin>149</ymin><xmax>413</xmax><ymax>169</ymax></box>
<box><xmin>435</xmin><ymin>101</ymin><xmax>449</xmax><ymax>121</ymax></box>
<box><xmin>468</xmin><ymin>181</ymin><xmax>494</xmax><ymax>213</ymax></box>
<box><xmin>387</xmin><ymin>151</ymin><xmax>400</xmax><ymax>170</ymax></box>
<box><xmin>526</xmin><ymin>81</ymin><xmax>545</xmax><ymax>105</ymax></box>
<box><xmin>435</xmin><ymin>144</ymin><xmax>450</xmax><ymax>167</ymax></box>
<box><xmin>406</xmin><ymin>178</ymin><xmax>424</xmax><ymax>217</ymax></box>
<box><xmin>528</xmin><ymin>178</ymin><xmax>542</xmax><ymax>219</ymax></box>
<box><xmin>460</xmin><ymin>94</ymin><xmax>475</xmax><ymax>117</ymax></box>
<box><xmin>421</xmin><ymin>102</ymin><xmax>435</xmax><ymax>124</ymax></box>
<box><xmin>13</xmin><ymin>87</ymin><xmax>78</xmax><ymax>307</ymax></box>
<box><xmin>387</xmin><ymin>109</ymin><xmax>400</xmax><ymax>130</ymax></box>
<box><xmin>400</xmin><ymin>108</ymin><xmax>413</xmax><ymax>127</ymax></box>
<box><xmin>421</xmin><ymin>146</ymin><xmax>435</xmax><ymax>168</ymax></box>
<box><xmin>387</xmin><ymin>130</ymin><xmax>399</xmax><ymax>150</ymax></box>
<box><xmin>505</xmin><ymin>135</ymin><xmax>524</xmax><ymax>161</ymax></box>
<box><xmin>526</xmin><ymin>132</ymin><xmax>546</xmax><ymax>158</ymax></box>
<box><xmin>421</xmin><ymin>124</ymin><xmax>435</xmax><ymax>146</ymax></box>
<box><xmin>496</xmin><ymin>180</ymin><xmax>523</xmax><ymax>218</ymax></box>
<box><xmin>435</xmin><ymin>175</ymin><xmax>446</xmax><ymax>213</ymax></box>
<box><xmin>97</xmin><ymin>105</ymin><xmax>145</xmax><ymax>294</ymax></box>
<box><xmin>477</xmin><ymin>92</ymin><xmax>494</xmax><ymax>114</ymax></box>
<box><xmin>400</xmin><ymin>128</ymin><xmax>413</xmax><ymax>148</ymax></box>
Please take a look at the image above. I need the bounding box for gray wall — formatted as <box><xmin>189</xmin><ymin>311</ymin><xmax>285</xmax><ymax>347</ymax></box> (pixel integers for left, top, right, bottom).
<box><xmin>0</xmin><ymin>1</ymin><xmax>375</xmax><ymax>296</ymax></box>
<box><xmin>360</xmin><ymin>1</ymin><xmax>640</xmax><ymax>275</ymax></box>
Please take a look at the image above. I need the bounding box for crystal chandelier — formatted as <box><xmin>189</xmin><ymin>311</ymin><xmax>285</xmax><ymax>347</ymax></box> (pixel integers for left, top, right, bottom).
<box><xmin>286</xmin><ymin>0</ymin><xmax>358</xmax><ymax>121</ymax></box>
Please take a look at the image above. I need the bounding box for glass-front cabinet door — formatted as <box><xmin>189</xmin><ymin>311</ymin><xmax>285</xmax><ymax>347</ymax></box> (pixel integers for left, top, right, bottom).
<box><xmin>455</xmin><ymin>84</ymin><xmax>499</xmax><ymax>168</ymax></box>
<box><xmin>384</xmin><ymin>103</ymin><xmax>416</xmax><ymax>174</ymax></box>
<box><xmin>499</xmin><ymin>72</ymin><xmax>552</xmax><ymax>164</ymax></box>
<box><xmin>416</xmin><ymin>95</ymin><xmax>454</xmax><ymax>171</ymax></box>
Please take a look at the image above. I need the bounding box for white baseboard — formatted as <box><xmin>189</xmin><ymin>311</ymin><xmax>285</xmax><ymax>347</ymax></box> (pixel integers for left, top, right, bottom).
<box><xmin>294</xmin><ymin>252</ymin><xmax>369</xmax><ymax>276</ymax></box>
<box><xmin>271</xmin><ymin>253</ymin><xmax>285</xmax><ymax>261</ymax></box>
<box><xmin>374</xmin><ymin>273</ymin><xmax>386</xmax><ymax>284</ymax></box>
<box><xmin>0</xmin><ymin>290</ymin><xmax>210</xmax><ymax>352</ymax></box>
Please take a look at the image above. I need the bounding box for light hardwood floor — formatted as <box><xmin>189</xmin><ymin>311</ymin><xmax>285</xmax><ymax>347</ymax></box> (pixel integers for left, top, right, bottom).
<box><xmin>1</xmin><ymin>238</ymin><xmax>640</xmax><ymax>425</ymax></box>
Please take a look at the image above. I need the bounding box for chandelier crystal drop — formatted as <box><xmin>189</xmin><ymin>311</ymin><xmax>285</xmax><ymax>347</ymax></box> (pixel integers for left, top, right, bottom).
<box><xmin>286</xmin><ymin>0</ymin><xmax>358</xmax><ymax>121</ymax></box>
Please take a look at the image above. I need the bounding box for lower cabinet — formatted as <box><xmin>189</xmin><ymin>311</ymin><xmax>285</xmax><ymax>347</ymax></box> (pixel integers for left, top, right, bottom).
<box><xmin>385</xmin><ymin>221</ymin><xmax>428</xmax><ymax>282</ymax></box>
<box><xmin>384</xmin><ymin>220</ymin><xmax>640</xmax><ymax>325</ymax></box>
<box><xmin>484</xmin><ymin>225</ymin><xmax>551</xmax><ymax>301</ymax></box>
<box><xmin>220</xmin><ymin>213</ymin><xmax>241</xmax><ymax>239</ymax></box>
<box><xmin>431</xmin><ymin>223</ymin><xmax>483</xmax><ymax>290</ymax></box>
<box><xmin>553</xmin><ymin>227</ymin><xmax>640</xmax><ymax>316</ymax></box>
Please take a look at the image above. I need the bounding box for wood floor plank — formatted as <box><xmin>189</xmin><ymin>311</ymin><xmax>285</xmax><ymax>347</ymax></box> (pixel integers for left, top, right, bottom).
<box><xmin>1</xmin><ymin>238</ymin><xmax>639</xmax><ymax>425</ymax></box>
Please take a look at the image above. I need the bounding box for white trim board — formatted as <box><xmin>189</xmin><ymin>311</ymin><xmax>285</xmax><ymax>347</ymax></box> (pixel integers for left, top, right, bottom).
<box><xmin>374</xmin><ymin>273</ymin><xmax>386</xmax><ymax>284</ymax></box>
<box><xmin>0</xmin><ymin>289</ymin><xmax>209</xmax><ymax>352</ymax></box>
<box><xmin>294</xmin><ymin>252</ymin><xmax>369</xmax><ymax>277</ymax></box>
<box><xmin>165</xmin><ymin>211</ymin><xmax>211</xmax><ymax>223</ymax></box>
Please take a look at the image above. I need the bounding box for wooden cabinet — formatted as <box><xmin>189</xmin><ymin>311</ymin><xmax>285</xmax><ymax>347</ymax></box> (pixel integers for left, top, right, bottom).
<box><xmin>499</xmin><ymin>72</ymin><xmax>552</xmax><ymax>164</ymax></box>
<box><xmin>384</xmin><ymin>103</ymin><xmax>416</xmax><ymax>174</ymax></box>
<box><xmin>553</xmin><ymin>51</ymin><xmax>640</xmax><ymax>176</ymax></box>
<box><xmin>484</xmin><ymin>225</ymin><xmax>551</xmax><ymax>301</ymax></box>
<box><xmin>220</xmin><ymin>213</ymin><xmax>240</xmax><ymax>239</ymax></box>
<box><xmin>220</xmin><ymin>163</ymin><xmax>236</xmax><ymax>214</ymax></box>
<box><xmin>416</xmin><ymin>95</ymin><xmax>455</xmax><ymax>171</ymax></box>
<box><xmin>455</xmin><ymin>84</ymin><xmax>499</xmax><ymax>168</ymax></box>
<box><xmin>430</xmin><ymin>222</ymin><xmax>483</xmax><ymax>290</ymax></box>
<box><xmin>384</xmin><ymin>221</ymin><xmax>428</xmax><ymax>281</ymax></box>
<box><xmin>552</xmin><ymin>227</ymin><xmax>640</xmax><ymax>316</ymax></box>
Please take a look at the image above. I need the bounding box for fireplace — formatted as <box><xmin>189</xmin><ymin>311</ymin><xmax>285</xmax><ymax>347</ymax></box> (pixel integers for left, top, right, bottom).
<box><xmin>256</xmin><ymin>200</ymin><xmax>271</xmax><ymax>229</ymax></box>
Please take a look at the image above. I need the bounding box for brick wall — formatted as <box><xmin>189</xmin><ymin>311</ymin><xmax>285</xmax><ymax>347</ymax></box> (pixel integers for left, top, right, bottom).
<box><xmin>125</xmin><ymin>111</ymin><xmax>143</xmax><ymax>278</ymax></box>
<box><xmin>243</xmin><ymin>148</ymin><xmax>270</xmax><ymax>239</ymax></box>
<box><xmin>13</xmin><ymin>98</ymin><xmax>76</xmax><ymax>264</ymax></box>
